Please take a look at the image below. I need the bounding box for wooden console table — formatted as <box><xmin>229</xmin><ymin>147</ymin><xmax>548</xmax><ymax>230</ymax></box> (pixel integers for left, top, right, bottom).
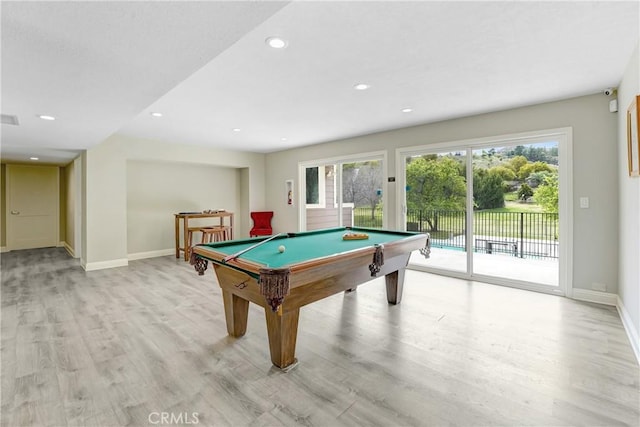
<box><xmin>175</xmin><ymin>211</ymin><xmax>234</xmax><ymax>261</ymax></box>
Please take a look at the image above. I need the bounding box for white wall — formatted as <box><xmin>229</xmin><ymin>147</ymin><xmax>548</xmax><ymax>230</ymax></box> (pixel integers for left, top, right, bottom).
<box><xmin>126</xmin><ymin>160</ymin><xmax>239</xmax><ymax>256</ymax></box>
<box><xmin>84</xmin><ymin>136</ymin><xmax>128</xmax><ymax>268</ymax></box>
<box><xmin>1</xmin><ymin>164</ymin><xmax>6</xmax><ymax>250</ymax></box>
<box><xmin>617</xmin><ymin>41</ymin><xmax>640</xmax><ymax>358</ymax></box>
<box><xmin>64</xmin><ymin>160</ymin><xmax>76</xmax><ymax>255</ymax></box>
<box><xmin>73</xmin><ymin>156</ymin><xmax>82</xmax><ymax>257</ymax></box>
<box><xmin>265</xmin><ymin>94</ymin><xmax>618</xmax><ymax>294</ymax></box>
<box><xmin>82</xmin><ymin>134</ymin><xmax>266</xmax><ymax>269</ymax></box>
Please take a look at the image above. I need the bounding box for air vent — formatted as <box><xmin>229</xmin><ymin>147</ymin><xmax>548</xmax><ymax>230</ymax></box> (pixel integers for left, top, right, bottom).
<box><xmin>1</xmin><ymin>114</ymin><xmax>19</xmax><ymax>126</ymax></box>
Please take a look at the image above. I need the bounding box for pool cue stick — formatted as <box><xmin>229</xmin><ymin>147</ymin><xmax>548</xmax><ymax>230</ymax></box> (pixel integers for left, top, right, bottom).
<box><xmin>223</xmin><ymin>233</ymin><xmax>285</xmax><ymax>263</ymax></box>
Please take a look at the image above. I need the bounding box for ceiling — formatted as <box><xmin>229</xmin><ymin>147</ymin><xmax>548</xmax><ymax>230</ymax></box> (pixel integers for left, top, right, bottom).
<box><xmin>1</xmin><ymin>1</ymin><xmax>638</xmax><ymax>165</ymax></box>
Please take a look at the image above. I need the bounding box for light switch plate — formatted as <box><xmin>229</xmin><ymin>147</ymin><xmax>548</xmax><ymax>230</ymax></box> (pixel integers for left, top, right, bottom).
<box><xmin>579</xmin><ymin>197</ymin><xmax>589</xmax><ymax>208</ymax></box>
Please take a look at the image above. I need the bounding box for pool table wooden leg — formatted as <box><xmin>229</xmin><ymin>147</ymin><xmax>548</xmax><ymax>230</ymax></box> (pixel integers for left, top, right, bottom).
<box><xmin>222</xmin><ymin>290</ymin><xmax>249</xmax><ymax>337</ymax></box>
<box><xmin>385</xmin><ymin>268</ymin><xmax>406</xmax><ymax>304</ymax></box>
<box><xmin>265</xmin><ymin>307</ymin><xmax>300</xmax><ymax>369</ymax></box>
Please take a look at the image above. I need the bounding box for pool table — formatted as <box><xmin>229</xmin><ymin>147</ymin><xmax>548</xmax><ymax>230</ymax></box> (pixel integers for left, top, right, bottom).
<box><xmin>190</xmin><ymin>226</ymin><xmax>430</xmax><ymax>369</ymax></box>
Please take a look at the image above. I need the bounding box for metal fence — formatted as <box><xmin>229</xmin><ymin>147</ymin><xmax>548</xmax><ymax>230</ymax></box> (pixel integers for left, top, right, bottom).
<box><xmin>353</xmin><ymin>207</ymin><xmax>559</xmax><ymax>259</ymax></box>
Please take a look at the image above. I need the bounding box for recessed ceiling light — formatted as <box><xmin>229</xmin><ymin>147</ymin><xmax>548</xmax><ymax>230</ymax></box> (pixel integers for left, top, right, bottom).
<box><xmin>281</xmin><ymin>138</ymin><xmax>287</xmax><ymax>141</ymax></box>
<box><xmin>401</xmin><ymin>108</ymin><xmax>413</xmax><ymax>113</ymax></box>
<box><xmin>30</xmin><ymin>157</ymin><xmax>39</xmax><ymax>161</ymax></box>
<box><xmin>38</xmin><ymin>115</ymin><xmax>55</xmax><ymax>121</ymax></box>
<box><xmin>233</xmin><ymin>128</ymin><xmax>241</xmax><ymax>132</ymax></box>
<box><xmin>354</xmin><ymin>83</ymin><xmax>370</xmax><ymax>91</ymax></box>
<box><xmin>150</xmin><ymin>112</ymin><xmax>163</xmax><ymax>117</ymax></box>
<box><xmin>266</xmin><ymin>37</ymin><xmax>288</xmax><ymax>49</ymax></box>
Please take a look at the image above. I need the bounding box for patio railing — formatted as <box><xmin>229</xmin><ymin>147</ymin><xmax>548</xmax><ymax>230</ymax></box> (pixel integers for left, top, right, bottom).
<box><xmin>353</xmin><ymin>207</ymin><xmax>559</xmax><ymax>259</ymax></box>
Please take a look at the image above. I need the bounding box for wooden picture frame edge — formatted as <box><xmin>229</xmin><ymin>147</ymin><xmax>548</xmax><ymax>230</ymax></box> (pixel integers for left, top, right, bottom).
<box><xmin>627</xmin><ymin>94</ymin><xmax>640</xmax><ymax>177</ymax></box>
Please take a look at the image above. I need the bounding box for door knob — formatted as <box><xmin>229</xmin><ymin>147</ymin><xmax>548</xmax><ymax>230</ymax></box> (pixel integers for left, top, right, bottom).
<box><xmin>10</xmin><ymin>210</ymin><xmax>19</xmax><ymax>215</ymax></box>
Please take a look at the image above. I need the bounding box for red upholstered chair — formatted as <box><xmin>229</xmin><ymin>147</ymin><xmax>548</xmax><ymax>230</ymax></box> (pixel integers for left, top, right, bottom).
<box><xmin>250</xmin><ymin>211</ymin><xmax>273</xmax><ymax>237</ymax></box>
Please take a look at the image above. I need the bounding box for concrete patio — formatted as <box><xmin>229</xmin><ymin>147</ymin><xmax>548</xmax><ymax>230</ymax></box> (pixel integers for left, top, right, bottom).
<box><xmin>409</xmin><ymin>246</ymin><xmax>559</xmax><ymax>287</ymax></box>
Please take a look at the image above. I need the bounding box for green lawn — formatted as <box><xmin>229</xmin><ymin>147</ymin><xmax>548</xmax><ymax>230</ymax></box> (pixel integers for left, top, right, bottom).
<box><xmin>488</xmin><ymin>201</ymin><xmax>543</xmax><ymax>213</ymax></box>
<box><xmin>353</xmin><ymin>209</ymin><xmax>382</xmax><ymax>228</ymax></box>
<box><xmin>474</xmin><ymin>209</ymin><xmax>558</xmax><ymax>239</ymax></box>
<box><xmin>353</xmin><ymin>203</ymin><xmax>557</xmax><ymax>240</ymax></box>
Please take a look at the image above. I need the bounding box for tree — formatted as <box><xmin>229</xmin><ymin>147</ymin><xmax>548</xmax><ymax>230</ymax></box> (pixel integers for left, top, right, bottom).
<box><xmin>518</xmin><ymin>183</ymin><xmax>534</xmax><ymax>201</ymax></box>
<box><xmin>341</xmin><ymin>163</ymin><xmax>358</xmax><ymax>203</ymax></box>
<box><xmin>523</xmin><ymin>146</ymin><xmax>548</xmax><ymax>162</ymax></box>
<box><xmin>511</xmin><ymin>146</ymin><xmax>526</xmax><ymax>157</ymax></box>
<box><xmin>341</xmin><ymin>162</ymin><xmax>383</xmax><ymax>220</ymax></box>
<box><xmin>488</xmin><ymin>165</ymin><xmax>516</xmax><ymax>181</ymax></box>
<box><xmin>473</xmin><ymin>170</ymin><xmax>505</xmax><ymax>210</ymax></box>
<box><xmin>352</xmin><ymin>162</ymin><xmax>382</xmax><ymax>220</ymax></box>
<box><xmin>508</xmin><ymin>156</ymin><xmax>528</xmax><ymax>175</ymax></box>
<box><xmin>518</xmin><ymin>161</ymin><xmax>552</xmax><ymax>180</ymax></box>
<box><xmin>534</xmin><ymin>174</ymin><xmax>558</xmax><ymax>213</ymax></box>
<box><xmin>526</xmin><ymin>171</ymin><xmax>551</xmax><ymax>187</ymax></box>
<box><xmin>406</xmin><ymin>156</ymin><xmax>466</xmax><ymax>231</ymax></box>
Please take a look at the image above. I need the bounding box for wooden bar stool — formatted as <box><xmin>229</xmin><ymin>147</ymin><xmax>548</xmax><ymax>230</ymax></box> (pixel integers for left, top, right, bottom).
<box><xmin>185</xmin><ymin>225</ymin><xmax>222</xmax><ymax>258</ymax></box>
<box><xmin>201</xmin><ymin>226</ymin><xmax>230</xmax><ymax>243</ymax></box>
<box><xmin>186</xmin><ymin>226</ymin><xmax>205</xmax><ymax>258</ymax></box>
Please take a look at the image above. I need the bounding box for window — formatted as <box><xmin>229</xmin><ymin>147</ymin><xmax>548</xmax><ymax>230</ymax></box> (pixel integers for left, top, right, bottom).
<box><xmin>305</xmin><ymin>166</ymin><xmax>325</xmax><ymax>208</ymax></box>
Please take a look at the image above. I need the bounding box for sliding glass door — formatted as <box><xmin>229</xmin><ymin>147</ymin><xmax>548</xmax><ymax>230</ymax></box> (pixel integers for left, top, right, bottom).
<box><xmin>471</xmin><ymin>143</ymin><xmax>559</xmax><ymax>286</ymax></box>
<box><xmin>405</xmin><ymin>150</ymin><xmax>468</xmax><ymax>273</ymax></box>
<box><xmin>401</xmin><ymin>129</ymin><xmax>570</xmax><ymax>294</ymax></box>
<box><xmin>300</xmin><ymin>153</ymin><xmax>386</xmax><ymax>231</ymax></box>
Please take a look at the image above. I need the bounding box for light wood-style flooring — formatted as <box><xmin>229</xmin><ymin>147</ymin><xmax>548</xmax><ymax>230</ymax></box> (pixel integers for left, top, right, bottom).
<box><xmin>1</xmin><ymin>248</ymin><xmax>638</xmax><ymax>426</ymax></box>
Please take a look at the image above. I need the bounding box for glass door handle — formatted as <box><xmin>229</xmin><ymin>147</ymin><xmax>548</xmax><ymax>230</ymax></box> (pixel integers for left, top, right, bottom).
<box><xmin>10</xmin><ymin>210</ymin><xmax>19</xmax><ymax>215</ymax></box>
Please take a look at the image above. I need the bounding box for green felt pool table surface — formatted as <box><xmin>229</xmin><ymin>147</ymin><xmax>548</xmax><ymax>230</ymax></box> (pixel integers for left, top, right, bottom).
<box><xmin>195</xmin><ymin>227</ymin><xmax>418</xmax><ymax>268</ymax></box>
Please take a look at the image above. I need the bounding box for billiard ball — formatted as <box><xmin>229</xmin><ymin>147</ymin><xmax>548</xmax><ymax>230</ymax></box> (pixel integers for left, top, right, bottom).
<box><xmin>278</xmin><ymin>245</ymin><xmax>286</xmax><ymax>253</ymax></box>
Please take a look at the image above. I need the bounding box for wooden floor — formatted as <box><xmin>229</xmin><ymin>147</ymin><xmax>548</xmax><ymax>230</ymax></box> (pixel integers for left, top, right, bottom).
<box><xmin>1</xmin><ymin>248</ymin><xmax>638</xmax><ymax>426</ymax></box>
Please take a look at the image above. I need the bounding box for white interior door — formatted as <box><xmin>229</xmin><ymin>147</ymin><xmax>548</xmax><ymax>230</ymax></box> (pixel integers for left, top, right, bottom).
<box><xmin>6</xmin><ymin>164</ymin><xmax>59</xmax><ymax>250</ymax></box>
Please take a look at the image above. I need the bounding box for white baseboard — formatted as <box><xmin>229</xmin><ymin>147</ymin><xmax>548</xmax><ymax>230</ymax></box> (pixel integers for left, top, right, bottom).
<box><xmin>63</xmin><ymin>242</ymin><xmax>76</xmax><ymax>258</ymax></box>
<box><xmin>79</xmin><ymin>248</ymin><xmax>175</xmax><ymax>270</ymax></box>
<box><xmin>128</xmin><ymin>248</ymin><xmax>174</xmax><ymax>261</ymax></box>
<box><xmin>0</xmin><ymin>246</ymin><xmax>8</xmax><ymax>253</ymax></box>
<box><xmin>617</xmin><ymin>296</ymin><xmax>640</xmax><ymax>365</ymax></box>
<box><xmin>571</xmin><ymin>288</ymin><xmax>617</xmax><ymax>306</ymax></box>
<box><xmin>83</xmin><ymin>258</ymin><xmax>128</xmax><ymax>271</ymax></box>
